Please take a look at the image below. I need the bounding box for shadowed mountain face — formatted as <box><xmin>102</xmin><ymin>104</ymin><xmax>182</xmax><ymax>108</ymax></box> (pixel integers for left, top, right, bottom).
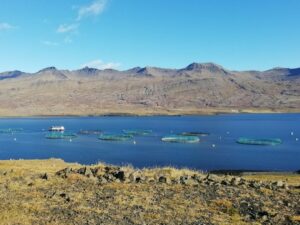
<box><xmin>0</xmin><ymin>63</ymin><xmax>299</xmax><ymax>116</ymax></box>
<box><xmin>0</xmin><ymin>70</ymin><xmax>24</xmax><ymax>80</ymax></box>
<box><xmin>263</xmin><ymin>67</ymin><xmax>300</xmax><ymax>80</ymax></box>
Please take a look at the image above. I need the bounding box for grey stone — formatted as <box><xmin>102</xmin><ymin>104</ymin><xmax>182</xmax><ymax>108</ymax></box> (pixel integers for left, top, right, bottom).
<box><xmin>158</xmin><ymin>176</ymin><xmax>167</xmax><ymax>183</ymax></box>
<box><xmin>275</xmin><ymin>180</ymin><xmax>284</xmax><ymax>188</ymax></box>
<box><xmin>230</xmin><ymin>177</ymin><xmax>243</xmax><ymax>186</ymax></box>
<box><xmin>129</xmin><ymin>172</ymin><xmax>144</xmax><ymax>183</ymax></box>
<box><xmin>221</xmin><ymin>180</ymin><xmax>229</xmax><ymax>185</ymax></box>
<box><xmin>56</xmin><ymin>167</ymin><xmax>73</xmax><ymax>178</ymax></box>
<box><xmin>98</xmin><ymin>176</ymin><xmax>108</xmax><ymax>185</ymax></box>
<box><xmin>40</xmin><ymin>173</ymin><xmax>48</xmax><ymax>180</ymax></box>
<box><xmin>113</xmin><ymin>170</ymin><xmax>125</xmax><ymax>181</ymax></box>
<box><xmin>104</xmin><ymin>173</ymin><xmax>116</xmax><ymax>181</ymax></box>
<box><xmin>84</xmin><ymin>168</ymin><xmax>94</xmax><ymax>178</ymax></box>
<box><xmin>180</xmin><ymin>175</ymin><xmax>190</xmax><ymax>184</ymax></box>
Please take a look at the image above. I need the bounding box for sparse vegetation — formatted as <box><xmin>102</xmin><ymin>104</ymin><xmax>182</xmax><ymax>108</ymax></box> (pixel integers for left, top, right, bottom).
<box><xmin>0</xmin><ymin>159</ymin><xmax>299</xmax><ymax>224</ymax></box>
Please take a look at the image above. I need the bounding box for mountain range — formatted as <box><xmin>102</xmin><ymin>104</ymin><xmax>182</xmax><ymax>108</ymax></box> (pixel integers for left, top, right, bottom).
<box><xmin>0</xmin><ymin>62</ymin><xmax>299</xmax><ymax>116</ymax></box>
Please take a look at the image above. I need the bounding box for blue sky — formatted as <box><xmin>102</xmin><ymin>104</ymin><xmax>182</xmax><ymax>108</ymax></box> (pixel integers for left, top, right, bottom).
<box><xmin>0</xmin><ymin>0</ymin><xmax>300</xmax><ymax>72</ymax></box>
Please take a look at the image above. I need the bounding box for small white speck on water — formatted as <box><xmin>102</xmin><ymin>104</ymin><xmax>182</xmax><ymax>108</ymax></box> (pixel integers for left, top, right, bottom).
<box><xmin>212</xmin><ymin>144</ymin><xmax>216</xmax><ymax>148</ymax></box>
<box><xmin>69</xmin><ymin>139</ymin><xmax>72</xmax><ymax>142</ymax></box>
<box><xmin>133</xmin><ymin>141</ymin><xmax>136</xmax><ymax>145</ymax></box>
<box><xmin>13</xmin><ymin>138</ymin><xmax>17</xmax><ymax>141</ymax></box>
<box><xmin>296</xmin><ymin>138</ymin><xmax>299</xmax><ymax>141</ymax></box>
<box><xmin>226</xmin><ymin>131</ymin><xmax>230</xmax><ymax>135</ymax></box>
<box><xmin>291</xmin><ymin>131</ymin><xmax>294</xmax><ymax>136</ymax></box>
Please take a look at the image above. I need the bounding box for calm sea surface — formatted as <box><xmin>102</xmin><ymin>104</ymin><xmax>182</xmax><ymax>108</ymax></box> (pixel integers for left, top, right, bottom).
<box><xmin>0</xmin><ymin>114</ymin><xmax>299</xmax><ymax>171</ymax></box>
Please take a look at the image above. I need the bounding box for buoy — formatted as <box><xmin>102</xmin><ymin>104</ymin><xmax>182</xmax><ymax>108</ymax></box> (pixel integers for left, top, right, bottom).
<box><xmin>212</xmin><ymin>144</ymin><xmax>216</xmax><ymax>148</ymax></box>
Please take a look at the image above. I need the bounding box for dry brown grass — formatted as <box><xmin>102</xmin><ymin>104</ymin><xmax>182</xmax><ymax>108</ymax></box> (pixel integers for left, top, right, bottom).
<box><xmin>243</xmin><ymin>173</ymin><xmax>300</xmax><ymax>187</ymax></box>
<box><xmin>291</xmin><ymin>215</ymin><xmax>300</xmax><ymax>222</ymax></box>
<box><xmin>0</xmin><ymin>159</ymin><xmax>299</xmax><ymax>225</ymax></box>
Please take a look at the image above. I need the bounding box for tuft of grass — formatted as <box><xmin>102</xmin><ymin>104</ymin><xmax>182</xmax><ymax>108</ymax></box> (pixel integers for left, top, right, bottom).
<box><xmin>291</xmin><ymin>215</ymin><xmax>300</xmax><ymax>222</ymax></box>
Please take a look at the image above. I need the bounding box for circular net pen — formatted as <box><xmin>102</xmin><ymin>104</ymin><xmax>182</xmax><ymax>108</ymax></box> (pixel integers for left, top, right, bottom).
<box><xmin>236</xmin><ymin>138</ymin><xmax>282</xmax><ymax>146</ymax></box>
<box><xmin>78</xmin><ymin>130</ymin><xmax>102</xmax><ymax>135</ymax></box>
<box><xmin>180</xmin><ymin>132</ymin><xmax>210</xmax><ymax>137</ymax></box>
<box><xmin>45</xmin><ymin>132</ymin><xmax>77</xmax><ymax>140</ymax></box>
<box><xmin>123</xmin><ymin>130</ymin><xmax>153</xmax><ymax>136</ymax></box>
<box><xmin>162</xmin><ymin>135</ymin><xmax>200</xmax><ymax>143</ymax></box>
<box><xmin>0</xmin><ymin>128</ymin><xmax>24</xmax><ymax>134</ymax></box>
<box><xmin>99</xmin><ymin>134</ymin><xmax>133</xmax><ymax>141</ymax></box>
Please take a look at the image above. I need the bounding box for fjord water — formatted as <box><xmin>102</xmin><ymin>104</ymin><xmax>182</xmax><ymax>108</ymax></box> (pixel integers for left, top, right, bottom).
<box><xmin>0</xmin><ymin>114</ymin><xmax>299</xmax><ymax>171</ymax></box>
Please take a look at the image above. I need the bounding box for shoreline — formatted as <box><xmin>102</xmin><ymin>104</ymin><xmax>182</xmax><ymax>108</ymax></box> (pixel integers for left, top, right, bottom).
<box><xmin>0</xmin><ymin>108</ymin><xmax>299</xmax><ymax>118</ymax></box>
<box><xmin>210</xmin><ymin>170</ymin><xmax>300</xmax><ymax>176</ymax></box>
<box><xmin>1</xmin><ymin>158</ymin><xmax>299</xmax><ymax>176</ymax></box>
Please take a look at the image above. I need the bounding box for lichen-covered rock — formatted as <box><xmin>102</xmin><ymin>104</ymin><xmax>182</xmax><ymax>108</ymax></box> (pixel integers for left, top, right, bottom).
<box><xmin>56</xmin><ymin>167</ymin><xmax>73</xmax><ymax>178</ymax></box>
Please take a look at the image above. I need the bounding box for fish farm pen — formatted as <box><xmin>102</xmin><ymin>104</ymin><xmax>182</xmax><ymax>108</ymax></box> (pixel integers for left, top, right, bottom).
<box><xmin>180</xmin><ymin>132</ymin><xmax>210</xmax><ymax>137</ymax></box>
<box><xmin>162</xmin><ymin>135</ymin><xmax>200</xmax><ymax>143</ymax></box>
<box><xmin>45</xmin><ymin>132</ymin><xmax>78</xmax><ymax>139</ymax></box>
<box><xmin>78</xmin><ymin>130</ymin><xmax>102</xmax><ymax>135</ymax></box>
<box><xmin>0</xmin><ymin>128</ymin><xmax>24</xmax><ymax>134</ymax></box>
<box><xmin>236</xmin><ymin>138</ymin><xmax>282</xmax><ymax>146</ymax></box>
<box><xmin>99</xmin><ymin>134</ymin><xmax>133</xmax><ymax>141</ymax></box>
<box><xmin>122</xmin><ymin>130</ymin><xmax>153</xmax><ymax>136</ymax></box>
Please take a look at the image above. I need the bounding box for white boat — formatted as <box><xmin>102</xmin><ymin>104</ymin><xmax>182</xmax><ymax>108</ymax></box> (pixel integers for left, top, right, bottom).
<box><xmin>48</xmin><ymin>126</ymin><xmax>65</xmax><ymax>132</ymax></box>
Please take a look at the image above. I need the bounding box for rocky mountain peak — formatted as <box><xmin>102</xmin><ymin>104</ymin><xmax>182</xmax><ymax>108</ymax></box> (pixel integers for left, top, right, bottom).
<box><xmin>136</xmin><ymin>67</ymin><xmax>156</xmax><ymax>76</ymax></box>
<box><xmin>38</xmin><ymin>67</ymin><xmax>58</xmax><ymax>73</ymax></box>
<box><xmin>180</xmin><ymin>62</ymin><xmax>231</xmax><ymax>76</ymax></box>
<box><xmin>185</xmin><ymin>62</ymin><xmax>225</xmax><ymax>72</ymax></box>
<box><xmin>78</xmin><ymin>67</ymin><xmax>99</xmax><ymax>74</ymax></box>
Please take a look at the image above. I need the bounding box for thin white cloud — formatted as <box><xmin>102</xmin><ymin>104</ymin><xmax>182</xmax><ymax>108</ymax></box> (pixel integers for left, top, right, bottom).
<box><xmin>57</xmin><ymin>23</ymin><xmax>78</xmax><ymax>33</ymax></box>
<box><xmin>42</xmin><ymin>41</ymin><xmax>59</xmax><ymax>46</ymax></box>
<box><xmin>64</xmin><ymin>36</ymin><xmax>73</xmax><ymax>43</ymax></box>
<box><xmin>81</xmin><ymin>59</ymin><xmax>121</xmax><ymax>70</ymax></box>
<box><xmin>77</xmin><ymin>0</ymin><xmax>107</xmax><ymax>21</ymax></box>
<box><xmin>0</xmin><ymin>22</ymin><xmax>15</xmax><ymax>31</ymax></box>
<box><xmin>55</xmin><ymin>0</ymin><xmax>108</xmax><ymax>43</ymax></box>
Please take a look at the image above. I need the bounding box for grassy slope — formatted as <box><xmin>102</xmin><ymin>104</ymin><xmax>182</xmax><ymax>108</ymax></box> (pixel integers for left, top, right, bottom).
<box><xmin>0</xmin><ymin>159</ymin><xmax>299</xmax><ymax>225</ymax></box>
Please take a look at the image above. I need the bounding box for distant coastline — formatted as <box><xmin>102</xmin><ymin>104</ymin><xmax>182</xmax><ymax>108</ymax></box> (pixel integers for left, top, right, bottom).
<box><xmin>0</xmin><ymin>108</ymin><xmax>299</xmax><ymax>118</ymax></box>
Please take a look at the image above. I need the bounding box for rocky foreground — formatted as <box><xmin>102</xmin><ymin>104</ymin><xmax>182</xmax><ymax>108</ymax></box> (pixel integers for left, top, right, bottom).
<box><xmin>0</xmin><ymin>159</ymin><xmax>299</xmax><ymax>225</ymax></box>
